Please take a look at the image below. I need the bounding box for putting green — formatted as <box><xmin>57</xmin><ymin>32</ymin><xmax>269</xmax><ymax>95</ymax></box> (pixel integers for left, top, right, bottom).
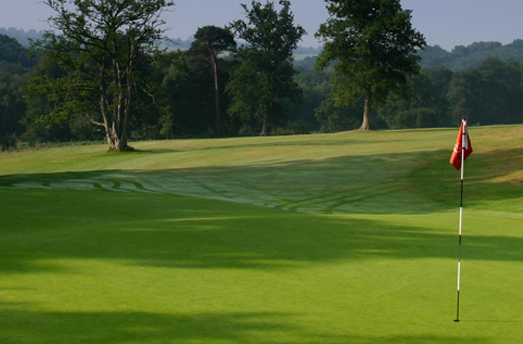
<box><xmin>1</xmin><ymin>126</ymin><xmax>522</xmax><ymax>343</ymax></box>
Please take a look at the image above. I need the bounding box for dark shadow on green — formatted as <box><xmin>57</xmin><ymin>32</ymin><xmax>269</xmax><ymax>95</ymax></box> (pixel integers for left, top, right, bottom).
<box><xmin>1</xmin><ymin>187</ymin><xmax>523</xmax><ymax>274</ymax></box>
<box><xmin>0</xmin><ymin>309</ymin><xmax>295</xmax><ymax>344</ymax></box>
<box><xmin>0</xmin><ymin>307</ymin><xmax>492</xmax><ymax>344</ymax></box>
<box><xmin>312</xmin><ymin>334</ymin><xmax>491</xmax><ymax>344</ymax></box>
<box><xmin>134</xmin><ymin>148</ymin><xmax>181</xmax><ymax>154</ymax></box>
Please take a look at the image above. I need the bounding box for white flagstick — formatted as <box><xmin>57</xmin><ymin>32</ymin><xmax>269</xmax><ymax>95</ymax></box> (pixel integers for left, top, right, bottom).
<box><xmin>455</xmin><ymin>119</ymin><xmax>466</xmax><ymax>322</ymax></box>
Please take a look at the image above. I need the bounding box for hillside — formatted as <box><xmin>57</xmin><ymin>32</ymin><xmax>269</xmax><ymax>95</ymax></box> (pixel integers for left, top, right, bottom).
<box><xmin>1</xmin><ymin>125</ymin><xmax>522</xmax><ymax>214</ymax></box>
<box><xmin>1</xmin><ymin>126</ymin><xmax>523</xmax><ymax>344</ymax></box>
<box><xmin>421</xmin><ymin>40</ymin><xmax>523</xmax><ymax>70</ymax></box>
<box><xmin>296</xmin><ymin>40</ymin><xmax>523</xmax><ymax>71</ymax></box>
<box><xmin>3</xmin><ymin>27</ymin><xmax>523</xmax><ymax>70</ymax></box>
<box><xmin>0</xmin><ymin>27</ymin><xmax>44</xmax><ymax>47</ymax></box>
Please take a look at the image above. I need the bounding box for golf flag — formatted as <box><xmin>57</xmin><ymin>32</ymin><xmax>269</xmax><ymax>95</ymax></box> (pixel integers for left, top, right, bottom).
<box><xmin>450</xmin><ymin>120</ymin><xmax>473</xmax><ymax>170</ymax></box>
<box><xmin>451</xmin><ymin>118</ymin><xmax>473</xmax><ymax>322</ymax></box>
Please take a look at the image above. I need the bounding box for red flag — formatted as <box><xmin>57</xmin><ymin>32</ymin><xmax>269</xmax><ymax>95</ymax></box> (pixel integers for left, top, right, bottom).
<box><xmin>450</xmin><ymin>120</ymin><xmax>473</xmax><ymax>170</ymax></box>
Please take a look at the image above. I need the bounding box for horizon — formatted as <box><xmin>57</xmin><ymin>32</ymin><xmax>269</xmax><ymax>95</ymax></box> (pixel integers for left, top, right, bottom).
<box><xmin>2</xmin><ymin>26</ymin><xmax>522</xmax><ymax>53</ymax></box>
<box><xmin>3</xmin><ymin>25</ymin><xmax>522</xmax><ymax>52</ymax></box>
<box><xmin>1</xmin><ymin>0</ymin><xmax>523</xmax><ymax>50</ymax></box>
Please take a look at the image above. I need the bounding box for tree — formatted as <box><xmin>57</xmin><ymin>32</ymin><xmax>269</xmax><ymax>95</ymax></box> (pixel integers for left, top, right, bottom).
<box><xmin>316</xmin><ymin>0</ymin><xmax>426</xmax><ymax>130</ymax></box>
<box><xmin>23</xmin><ymin>35</ymin><xmax>98</xmax><ymax>143</ymax></box>
<box><xmin>448</xmin><ymin>58</ymin><xmax>523</xmax><ymax>125</ymax></box>
<box><xmin>155</xmin><ymin>50</ymin><xmax>219</xmax><ymax>137</ymax></box>
<box><xmin>229</xmin><ymin>0</ymin><xmax>305</xmax><ymax>135</ymax></box>
<box><xmin>45</xmin><ymin>0</ymin><xmax>173</xmax><ymax>151</ymax></box>
<box><xmin>190</xmin><ymin>26</ymin><xmax>236</xmax><ymax>136</ymax></box>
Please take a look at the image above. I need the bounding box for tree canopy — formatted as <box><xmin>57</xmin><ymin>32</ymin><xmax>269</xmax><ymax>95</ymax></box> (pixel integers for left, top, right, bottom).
<box><xmin>316</xmin><ymin>0</ymin><xmax>426</xmax><ymax>130</ymax></box>
<box><xmin>228</xmin><ymin>0</ymin><xmax>305</xmax><ymax>135</ymax></box>
<box><xmin>190</xmin><ymin>26</ymin><xmax>236</xmax><ymax>136</ymax></box>
<box><xmin>45</xmin><ymin>0</ymin><xmax>173</xmax><ymax>151</ymax></box>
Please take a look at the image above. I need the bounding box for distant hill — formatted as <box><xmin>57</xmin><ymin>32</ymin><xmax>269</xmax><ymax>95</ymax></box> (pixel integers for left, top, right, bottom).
<box><xmin>159</xmin><ymin>38</ymin><xmax>322</xmax><ymax>59</ymax></box>
<box><xmin>294</xmin><ymin>46</ymin><xmax>322</xmax><ymax>60</ymax></box>
<box><xmin>0</xmin><ymin>27</ymin><xmax>194</xmax><ymax>51</ymax></box>
<box><xmin>0</xmin><ymin>28</ymin><xmax>44</xmax><ymax>47</ymax></box>
<box><xmin>3</xmin><ymin>27</ymin><xmax>522</xmax><ymax>70</ymax></box>
<box><xmin>0</xmin><ymin>27</ymin><xmax>321</xmax><ymax>60</ymax></box>
<box><xmin>159</xmin><ymin>37</ymin><xmax>193</xmax><ymax>51</ymax></box>
<box><xmin>421</xmin><ymin>40</ymin><xmax>523</xmax><ymax>70</ymax></box>
<box><xmin>296</xmin><ymin>40</ymin><xmax>523</xmax><ymax>71</ymax></box>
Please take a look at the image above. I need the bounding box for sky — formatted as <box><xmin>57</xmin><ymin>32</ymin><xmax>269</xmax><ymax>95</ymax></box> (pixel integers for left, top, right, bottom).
<box><xmin>1</xmin><ymin>0</ymin><xmax>522</xmax><ymax>50</ymax></box>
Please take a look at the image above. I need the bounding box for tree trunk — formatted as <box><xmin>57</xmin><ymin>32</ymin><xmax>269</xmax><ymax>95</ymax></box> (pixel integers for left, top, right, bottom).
<box><xmin>260</xmin><ymin>115</ymin><xmax>268</xmax><ymax>136</ymax></box>
<box><xmin>99</xmin><ymin>66</ymin><xmax>112</xmax><ymax>148</ymax></box>
<box><xmin>100</xmin><ymin>99</ymin><xmax>126</xmax><ymax>151</ymax></box>
<box><xmin>119</xmin><ymin>63</ymin><xmax>132</xmax><ymax>151</ymax></box>
<box><xmin>360</xmin><ymin>95</ymin><xmax>371</xmax><ymax>130</ymax></box>
<box><xmin>209</xmin><ymin>50</ymin><xmax>222</xmax><ymax>136</ymax></box>
<box><xmin>104</xmin><ymin>59</ymin><xmax>133</xmax><ymax>152</ymax></box>
<box><xmin>95</xmin><ymin>40</ymin><xmax>137</xmax><ymax>152</ymax></box>
<box><xmin>106</xmin><ymin>126</ymin><xmax>132</xmax><ymax>151</ymax></box>
<box><xmin>100</xmin><ymin>94</ymin><xmax>111</xmax><ymax>147</ymax></box>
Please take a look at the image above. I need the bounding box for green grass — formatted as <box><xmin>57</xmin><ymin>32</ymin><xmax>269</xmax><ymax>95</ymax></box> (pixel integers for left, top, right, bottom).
<box><xmin>1</xmin><ymin>125</ymin><xmax>523</xmax><ymax>343</ymax></box>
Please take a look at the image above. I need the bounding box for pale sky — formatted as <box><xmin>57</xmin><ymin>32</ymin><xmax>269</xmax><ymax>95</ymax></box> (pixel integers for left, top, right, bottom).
<box><xmin>1</xmin><ymin>0</ymin><xmax>522</xmax><ymax>49</ymax></box>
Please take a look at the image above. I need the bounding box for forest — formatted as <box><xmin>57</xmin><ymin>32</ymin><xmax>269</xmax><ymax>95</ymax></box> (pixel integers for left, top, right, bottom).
<box><xmin>1</xmin><ymin>0</ymin><xmax>523</xmax><ymax>150</ymax></box>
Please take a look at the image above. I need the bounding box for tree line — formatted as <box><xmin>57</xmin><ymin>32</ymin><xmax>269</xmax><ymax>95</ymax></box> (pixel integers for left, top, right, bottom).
<box><xmin>303</xmin><ymin>57</ymin><xmax>523</xmax><ymax>131</ymax></box>
<box><xmin>1</xmin><ymin>0</ymin><xmax>523</xmax><ymax>151</ymax></box>
<box><xmin>421</xmin><ymin>40</ymin><xmax>523</xmax><ymax>71</ymax></box>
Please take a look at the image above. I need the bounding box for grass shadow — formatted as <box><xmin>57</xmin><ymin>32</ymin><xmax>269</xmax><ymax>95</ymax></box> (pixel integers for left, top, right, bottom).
<box><xmin>0</xmin><ymin>309</ymin><xmax>296</xmax><ymax>344</ymax></box>
<box><xmin>2</xmin><ymin>189</ymin><xmax>523</xmax><ymax>273</ymax></box>
<box><xmin>0</xmin><ymin>307</ymin><xmax>493</xmax><ymax>344</ymax></box>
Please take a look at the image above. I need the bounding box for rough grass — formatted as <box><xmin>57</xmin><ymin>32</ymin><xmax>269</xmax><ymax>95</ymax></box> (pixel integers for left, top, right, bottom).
<box><xmin>1</xmin><ymin>125</ymin><xmax>523</xmax><ymax>344</ymax></box>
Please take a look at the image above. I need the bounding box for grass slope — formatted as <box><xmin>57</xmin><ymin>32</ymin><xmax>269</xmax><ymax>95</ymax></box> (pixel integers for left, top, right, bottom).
<box><xmin>1</xmin><ymin>126</ymin><xmax>523</xmax><ymax>344</ymax></box>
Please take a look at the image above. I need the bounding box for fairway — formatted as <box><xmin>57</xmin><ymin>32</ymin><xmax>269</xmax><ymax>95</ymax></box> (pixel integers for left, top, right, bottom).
<box><xmin>1</xmin><ymin>126</ymin><xmax>523</xmax><ymax>343</ymax></box>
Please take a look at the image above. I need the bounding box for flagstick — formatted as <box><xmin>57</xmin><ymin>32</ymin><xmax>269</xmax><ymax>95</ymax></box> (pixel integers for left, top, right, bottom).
<box><xmin>455</xmin><ymin>121</ymin><xmax>466</xmax><ymax>323</ymax></box>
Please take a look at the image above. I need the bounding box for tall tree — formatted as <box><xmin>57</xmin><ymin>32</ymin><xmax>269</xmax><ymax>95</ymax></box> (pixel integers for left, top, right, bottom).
<box><xmin>229</xmin><ymin>0</ymin><xmax>305</xmax><ymax>135</ymax></box>
<box><xmin>45</xmin><ymin>0</ymin><xmax>172</xmax><ymax>151</ymax></box>
<box><xmin>316</xmin><ymin>0</ymin><xmax>426</xmax><ymax>130</ymax></box>
<box><xmin>157</xmin><ymin>50</ymin><xmax>216</xmax><ymax>137</ymax></box>
<box><xmin>190</xmin><ymin>26</ymin><xmax>236</xmax><ymax>136</ymax></box>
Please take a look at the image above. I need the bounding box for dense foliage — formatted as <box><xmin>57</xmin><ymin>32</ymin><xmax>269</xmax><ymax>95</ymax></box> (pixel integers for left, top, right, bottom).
<box><xmin>0</xmin><ymin>35</ymin><xmax>33</xmax><ymax>149</ymax></box>
<box><xmin>2</xmin><ymin>1</ymin><xmax>523</xmax><ymax>150</ymax></box>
